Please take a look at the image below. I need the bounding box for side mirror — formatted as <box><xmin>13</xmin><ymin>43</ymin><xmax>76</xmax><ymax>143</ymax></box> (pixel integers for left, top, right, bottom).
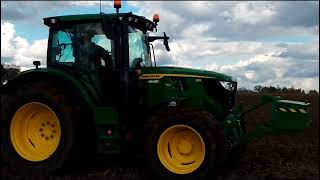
<box><xmin>33</xmin><ymin>61</ymin><xmax>41</xmax><ymax>69</ymax></box>
<box><xmin>163</xmin><ymin>32</ymin><xmax>170</xmax><ymax>51</ymax></box>
<box><xmin>147</xmin><ymin>33</ymin><xmax>170</xmax><ymax>52</ymax></box>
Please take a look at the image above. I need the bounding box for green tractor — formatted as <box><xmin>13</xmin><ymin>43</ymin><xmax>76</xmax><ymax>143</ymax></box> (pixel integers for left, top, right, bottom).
<box><xmin>0</xmin><ymin>2</ymin><xmax>311</xmax><ymax>179</ymax></box>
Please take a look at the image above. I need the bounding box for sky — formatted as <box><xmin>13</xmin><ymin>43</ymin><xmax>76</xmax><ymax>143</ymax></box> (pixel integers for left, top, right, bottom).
<box><xmin>1</xmin><ymin>1</ymin><xmax>319</xmax><ymax>92</ymax></box>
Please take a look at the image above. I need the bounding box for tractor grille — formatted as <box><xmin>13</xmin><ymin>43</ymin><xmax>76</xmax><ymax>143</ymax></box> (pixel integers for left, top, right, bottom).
<box><xmin>203</xmin><ymin>79</ymin><xmax>236</xmax><ymax>110</ymax></box>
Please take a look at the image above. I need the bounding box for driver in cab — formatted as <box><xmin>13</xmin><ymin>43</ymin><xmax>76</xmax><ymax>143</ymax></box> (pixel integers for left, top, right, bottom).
<box><xmin>72</xmin><ymin>32</ymin><xmax>112</xmax><ymax>99</ymax></box>
<box><xmin>72</xmin><ymin>32</ymin><xmax>112</xmax><ymax>72</ymax></box>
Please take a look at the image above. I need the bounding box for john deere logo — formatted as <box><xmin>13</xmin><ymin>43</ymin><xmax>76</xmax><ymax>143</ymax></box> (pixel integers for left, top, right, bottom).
<box><xmin>149</xmin><ymin>75</ymin><xmax>160</xmax><ymax>78</ymax></box>
<box><xmin>142</xmin><ymin>74</ymin><xmax>160</xmax><ymax>78</ymax></box>
<box><xmin>139</xmin><ymin>74</ymin><xmax>163</xmax><ymax>79</ymax></box>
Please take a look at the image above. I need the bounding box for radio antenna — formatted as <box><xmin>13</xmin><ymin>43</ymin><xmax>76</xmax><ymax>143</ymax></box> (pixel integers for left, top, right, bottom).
<box><xmin>99</xmin><ymin>0</ymin><xmax>102</xmax><ymax>14</ymax></box>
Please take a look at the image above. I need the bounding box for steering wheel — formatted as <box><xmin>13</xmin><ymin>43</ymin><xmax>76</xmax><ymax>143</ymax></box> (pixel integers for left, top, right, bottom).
<box><xmin>56</xmin><ymin>43</ymin><xmax>72</xmax><ymax>60</ymax></box>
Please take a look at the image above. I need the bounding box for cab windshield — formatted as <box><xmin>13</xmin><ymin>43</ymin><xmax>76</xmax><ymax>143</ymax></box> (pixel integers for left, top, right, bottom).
<box><xmin>128</xmin><ymin>25</ymin><xmax>152</xmax><ymax>68</ymax></box>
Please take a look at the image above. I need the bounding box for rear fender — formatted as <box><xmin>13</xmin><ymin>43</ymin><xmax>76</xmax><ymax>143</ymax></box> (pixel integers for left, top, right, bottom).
<box><xmin>1</xmin><ymin>68</ymin><xmax>96</xmax><ymax>109</ymax></box>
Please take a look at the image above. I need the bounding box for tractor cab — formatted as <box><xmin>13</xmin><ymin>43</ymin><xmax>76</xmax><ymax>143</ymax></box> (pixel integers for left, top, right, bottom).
<box><xmin>43</xmin><ymin>12</ymin><xmax>158</xmax><ymax>69</ymax></box>
<box><xmin>43</xmin><ymin>10</ymin><xmax>168</xmax><ymax>106</ymax></box>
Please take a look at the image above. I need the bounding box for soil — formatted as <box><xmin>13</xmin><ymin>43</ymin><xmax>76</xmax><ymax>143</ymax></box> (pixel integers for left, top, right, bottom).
<box><xmin>226</xmin><ymin>93</ymin><xmax>319</xmax><ymax>180</ymax></box>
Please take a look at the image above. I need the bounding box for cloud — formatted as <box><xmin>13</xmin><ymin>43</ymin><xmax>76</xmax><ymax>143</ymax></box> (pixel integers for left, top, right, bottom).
<box><xmin>221</xmin><ymin>1</ymin><xmax>319</xmax><ymax>27</ymax></box>
<box><xmin>154</xmin><ymin>37</ymin><xmax>287</xmax><ymax>68</ymax></box>
<box><xmin>1</xmin><ymin>1</ymin><xmax>112</xmax><ymax>21</ymax></box>
<box><xmin>284</xmin><ymin>60</ymin><xmax>319</xmax><ymax>78</ymax></box>
<box><xmin>1</xmin><ymin>21</ymin><xmax>47</xmax><ymax>70</ymax></box>
<box><xmin>1</xmin><ymin>22</ymin><xmax>16</xmax><ymax>56</ymax></box>
<box><xmin>129</xmin><ymin>1</ymin><xmax>318</xmax><ymax>41</ymax></box>
<box><xmin>278</xmin><ymin>40</ymin><xmax>319</xmax><ymax>60</ymax></box>
<box><xmin>69</xmin><ymin>1</ymin><xmax>112</xmax><ymax>7</ymax></box>
<box><xmin>271</xmin><ymin>1</ymin><xmax>319</xmax><ymax>27</ymax></box>
<box><xmin>294</xmin><ymin>78</ymin><xmax>319</xmax><ymax>91</ymax></box>
<box><xmin>128</xmin><ymin>1</ymin><xmax>319</xmax><ymax>91</ymax></box>
<box><xmin>219</xmin><ymin>53</ymin><xmax>289</xmax><ymax>82</ymax></box>
<box><xmin>153</xmin><ymin>50</ymin><xmax>175</xmax><ymax>66</ymax></box>
<box><xmin>206</xmin><ymin>52</ymin><xmax>319</xmax><ymax>91</ymax></box>
<box><xmin>220</xmin><ymin>2</ymin><xmax>276</xmax><ymax>25</ymax></box>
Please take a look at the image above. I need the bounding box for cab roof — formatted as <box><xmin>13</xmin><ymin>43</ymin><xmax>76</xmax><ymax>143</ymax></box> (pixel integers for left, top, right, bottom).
<box><xmin>43</xmin><ymin>12</ymin><xmax>155</xmax><ymax>32</ymax></box>
<box><xmin>44</xmin><ymin>13</ymin><xmax>121</xmax><ymax>23</ymax></box>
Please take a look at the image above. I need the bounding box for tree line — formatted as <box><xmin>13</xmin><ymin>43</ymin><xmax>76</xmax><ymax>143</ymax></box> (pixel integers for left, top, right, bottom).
<box><xmin>238</xmin><ymin>85</ymin><xmax>319</xmax><ymax>95</ymax></box>
<box><xmin>1</xmin><ymin>64</ymin><xmax>20</xmax><ymax>85</ymax></box>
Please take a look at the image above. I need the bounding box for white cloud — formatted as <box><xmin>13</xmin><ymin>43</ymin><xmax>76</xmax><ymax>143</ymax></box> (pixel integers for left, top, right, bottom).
<box><xmin>131</xmin><ymin>1</ymin><xmax>318</xmax><ymax>42</ymax></box>
<box><xmin>156</xmin><ymin>37</ymin><xmax>287</xmax><ymax>67</ymax></box>
<box><xmin>219</xmin><ymin>53</ymin><xmax>289</xmax><ymax>79</ymax></box>
<box><xmin>279</xmin><ymin>39</ymin><xmax>319</xmax><ymax>59</ymax></box>
<box><xmin>205</xmin><ymin>64</ymin><xmax>219</xmax><ymax>71</ymax></box>
<box><xmin>181</xmin><ymin>24</ymin><xmax>210</xmax><ymax>38</ymax></box>
<box><xmin>1</xmin><ymin>22</ymin><xmax>16</xmax><ymax>56</ymax></box>
<box><xmin>244</xmin><ymin>71</ymin><xmax>255</xmax><ymax>80</ymax></box>
<box><xmin>1</xmin><ymin>1</ymin><xmax>113</xmax><ymax>22</ymax></box>
<box><xmin>69</xmin><ymin>1</ymin><xmax>112</xmax><ymax>7</ymax></box>
<box><xmin>206</xmin><ymin>53</ymin><xmax>319</xmax><ymax>91</ymax></box>
<box><xmin>221</xmin><ymin>2</ymin><xmax>276</xmax><ymax>25</ymax></box>
<box><xmin>294</xmin><ymin>78</ymin><xmax>319</xmax><ymax>91</ymax></box>
<box><xmin>1</xmin><ymin>21</ymin><xmax>47</xmax><ymax>70</ymax></box>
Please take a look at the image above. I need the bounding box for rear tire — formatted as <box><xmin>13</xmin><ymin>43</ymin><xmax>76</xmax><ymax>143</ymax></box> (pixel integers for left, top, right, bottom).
<box><xmin>1</xmin><ymin>81</ymin><xmax>88</xmax><ymax>176</ymax></box>
<box><xmin>144</xmin><ymin>107</ymin><xmax>227</xmax><ymax>180</ymax></box>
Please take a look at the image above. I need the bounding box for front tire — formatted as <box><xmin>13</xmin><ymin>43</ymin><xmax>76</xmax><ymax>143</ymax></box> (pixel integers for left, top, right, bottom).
<box><xmin>144</xmin><ymin>107</ymin><xmax>227</xmax><ymax>180</ymax></box>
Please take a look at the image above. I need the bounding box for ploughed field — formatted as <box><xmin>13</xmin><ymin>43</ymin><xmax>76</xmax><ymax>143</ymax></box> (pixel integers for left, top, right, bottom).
<box><xmin>1</xmin><ymin>93</ymin><xmax>319</xmax><ymax>180</ymax></box>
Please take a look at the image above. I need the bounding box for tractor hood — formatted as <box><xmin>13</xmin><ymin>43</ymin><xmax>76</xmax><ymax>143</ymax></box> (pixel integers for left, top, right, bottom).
<box><xmin>139</xmin><ymin>66</ymin><xmax>237</xmax><ymax>82</ymax></box>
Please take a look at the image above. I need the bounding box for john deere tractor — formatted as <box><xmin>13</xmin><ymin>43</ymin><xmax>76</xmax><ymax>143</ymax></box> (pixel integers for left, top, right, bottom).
<box><xmin>0</xmin><ymin>1</ymin><xmax>311</xmax><ymax>179</ymax></box>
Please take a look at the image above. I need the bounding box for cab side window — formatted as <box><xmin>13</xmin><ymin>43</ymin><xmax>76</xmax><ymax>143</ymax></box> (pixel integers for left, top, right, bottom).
<box><xmin>49</xmin><ymin>23</ymin><xmax>114</xmax><ymax>69</ymax></box>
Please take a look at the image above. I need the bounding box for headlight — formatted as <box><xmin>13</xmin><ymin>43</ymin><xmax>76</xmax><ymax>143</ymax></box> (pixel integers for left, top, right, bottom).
<box><xmin>219</xmin><ymin>81</ymin><xmax>236</xmax><ymax>91</ymax></box>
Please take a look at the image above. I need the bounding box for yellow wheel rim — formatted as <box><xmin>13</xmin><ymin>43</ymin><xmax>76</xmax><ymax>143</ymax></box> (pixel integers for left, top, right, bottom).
<box><xmin>10</xmin><ymin>102</ymin><xmax>61</xmax><ymax>162</ymax></box>
<box><xmin>157</xmin><ymin>124</ymin><xmax>205</xmax><ymax>174</ymax></box>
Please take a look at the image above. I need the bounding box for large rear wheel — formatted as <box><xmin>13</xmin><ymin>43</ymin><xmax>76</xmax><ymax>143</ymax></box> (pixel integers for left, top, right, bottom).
<box><xmin>1</xmin><ymin>80</ymin><xmax>88</xmax><ymax>176</ymax></box>
<box><xmin>10</xmin><ymin>102</ymin><xmax>61</xmax><ymax>162</ymax></box>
